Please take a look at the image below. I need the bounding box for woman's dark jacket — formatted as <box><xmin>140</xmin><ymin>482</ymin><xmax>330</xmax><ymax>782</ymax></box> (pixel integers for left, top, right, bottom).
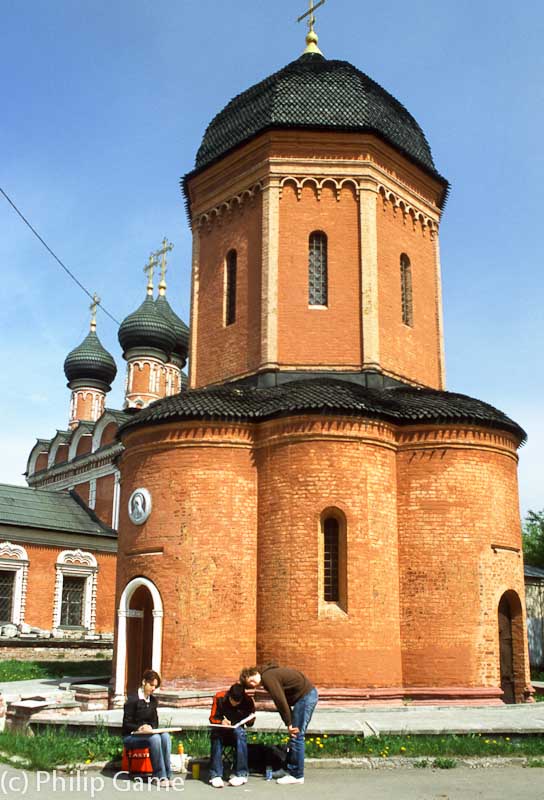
<box><xmin>122</xmin><ymin>693</ymin><xmax>159</xmax><ymax>737</ymax></box>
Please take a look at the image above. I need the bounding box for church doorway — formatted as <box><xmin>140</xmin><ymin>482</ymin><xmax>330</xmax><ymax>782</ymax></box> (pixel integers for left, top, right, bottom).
<box><xmin>498</xmin><ymin>590</ymin><xmax>522</xmax><ymax>704</ymax></box>
<box><xmin>114</xmin><ymin>577</ymin><xmax>163</xmax><ymax>704</ymax></box>
<box><xmin>126</xmin><ymin>585</ymin><xmax>154</xmax><ymax>694</ymax></box>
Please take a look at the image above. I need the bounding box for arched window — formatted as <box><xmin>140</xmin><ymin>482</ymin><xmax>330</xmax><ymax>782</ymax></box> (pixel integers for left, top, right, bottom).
<box><xmin>400</xmin><ymin>253</ymin><xmax>413</xmax><ymax>326</ymax></box>
<box><xmin>323</xmin><ymin>517</ymin><xmax>339</xmax><ymax>602</ymax></box>
<box><xmin>309</xmin><ymin>232</ymin><xmax>328</xmax><ymax>306</ymax></box>
<box><xmin>225</xmin><ymin>250</ymin><xmax>237</xmax><ymax>325</ymax></box>
<box><xmin>320</xmin><ymin>511</ymin><xmax>347</xmax><ymax>612</ymax></box>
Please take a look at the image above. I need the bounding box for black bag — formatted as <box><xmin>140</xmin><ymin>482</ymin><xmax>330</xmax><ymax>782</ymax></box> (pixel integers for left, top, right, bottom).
<box><xmin>247</xmin><ymin>743</ymin><xmax>288</xmax><ymax>774</ymax></box>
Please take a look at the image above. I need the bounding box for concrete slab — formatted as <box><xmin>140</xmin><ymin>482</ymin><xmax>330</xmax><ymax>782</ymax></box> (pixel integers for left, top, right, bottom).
<box><xmin>30</xmin><ymin>702</ymin><xmax>544</xmax><ymax>736</ymax></box>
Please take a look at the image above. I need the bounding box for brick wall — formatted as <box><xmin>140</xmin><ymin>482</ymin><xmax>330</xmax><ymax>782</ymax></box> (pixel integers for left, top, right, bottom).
<box><xmin>376</xmin><ymin>199</ymin><xmax>441</xmax><ymax>387</ymax></box>
<box><xmin>73</xmin><ymin>481</ymin><xmax>90</xmax><ymax>506</ymax></box>
<box><xmin>194</xmin><ymin>200</ymin><xmax>262</xmax><ymax>387</ymax></box>
<box><xmin>21</xmin><ymin>543</ymin><xmax>116</xmax><ymax>634</ymax></box>
<box><xmin>118</xmin><ymin>422</ymin><xmax>258</xmax><ymax>679</ymax></box>
<box><xmin>117</xmin><ymin>417</ymin><xmax>529</xmax><ymax>694</ymax></box>
<box><xmin>277</xmin><ymin>184</ymin><xmax>361</xmax><ymax>368</ymax></box>
<box><xmin>95</xmin><ymin>474</ymin><xmax>115</xmax><ymax>527</ymax></box>
<box><xmin>255</xmin><ymin>416</ymin><xmax>402</xmax><ymax>686</ymax></box>
<box><xmin>396</xmin><ymin>426</ymin><xmax>530</xmax><ymax>699</ymax></box>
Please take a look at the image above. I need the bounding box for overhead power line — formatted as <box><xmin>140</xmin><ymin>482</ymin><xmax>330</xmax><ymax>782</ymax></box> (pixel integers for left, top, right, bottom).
<box><xmin>0</xmin><ymin>186</ymin><xmax>120</xmax><ymax>325</ymax></box>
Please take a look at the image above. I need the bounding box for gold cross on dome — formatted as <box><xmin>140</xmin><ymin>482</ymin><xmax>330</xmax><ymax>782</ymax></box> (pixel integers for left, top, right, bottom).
<box><xmin>143</xmin><ymin>254</ymin><xmax>158</xmax><ymax>295</ymax></box>
<box><xmin>153</xmin><ymin>237</ymin><xmax>174</xmax><ymax>295</ymax></box>
<box><xmin>297</xmin><ymin>0</ymin><xmax>326</xmax><ymax>33</ymax></box>
<box><xmin>89</xmin><ymin>293</ymin><xmax>100</xmax><ymax>332</ymax></box>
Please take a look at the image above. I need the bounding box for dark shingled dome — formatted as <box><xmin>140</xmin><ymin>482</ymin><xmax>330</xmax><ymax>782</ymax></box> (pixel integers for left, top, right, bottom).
<box><xmin>155</xmin><ymin>295</ymin><xmax>189</xmax><ymax>361</ymax></box>
<box><xmin>195</xmin><ymin>52</ymin><xmax>441</xmax><ymax>179</ymax></box>
<box><xmin>119</xmin><ymin>378</ymin><xmax>526</xmax><ymax>443</ymax></box>
<box><xmin>118</xmin><ymin>295</ymin><xmax>176</xmax><ymax>357</ymax></box>
<box><xmin>64</xmin><ymin>331</ymin><xmax>117</xmax><ymax>387</ymax></box>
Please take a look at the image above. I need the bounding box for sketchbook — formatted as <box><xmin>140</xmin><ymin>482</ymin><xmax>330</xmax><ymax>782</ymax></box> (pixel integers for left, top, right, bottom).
<box><xmin>209</xmin><ymin>713</ymin><xmax>256</xmax><ymax>729</ymax></box>
<box><xmin>131</xmin><ymin>727</ymin><xmax>183</xmax><ymax>735</ymax></box>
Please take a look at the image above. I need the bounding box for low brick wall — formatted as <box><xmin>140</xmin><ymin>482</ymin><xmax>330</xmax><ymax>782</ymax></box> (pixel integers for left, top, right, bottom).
<box><xmin>0</xmin><ymin>640</ymin><xmax>113</xmax><ymax>661</ymax></box>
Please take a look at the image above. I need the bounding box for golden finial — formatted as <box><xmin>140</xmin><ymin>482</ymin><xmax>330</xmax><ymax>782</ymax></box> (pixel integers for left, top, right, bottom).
<box><xmin>89</xmin><ymin>293</ymin><xmax>100</xmax><ymax>332</ymax></box>
<box><xmin>297</xmin><ymin>0</ymin><xmax>325</xmax><ymax>55</ymax></box>
<box><xmin>152</xmin><ymin>238</ymin><xmax>174</xmax><ymax>297</ymax></box>
<box><xmin>143</xmin><ymin>254</ymin><xmax>158</xmax><ymax>296</ymax></box>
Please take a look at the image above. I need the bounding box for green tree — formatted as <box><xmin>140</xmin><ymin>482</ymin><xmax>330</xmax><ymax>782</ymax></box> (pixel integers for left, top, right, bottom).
<box><xmin>522</xmin><ymin>510</ymin><xmax>544</xmax><ymax>568</ymax></box>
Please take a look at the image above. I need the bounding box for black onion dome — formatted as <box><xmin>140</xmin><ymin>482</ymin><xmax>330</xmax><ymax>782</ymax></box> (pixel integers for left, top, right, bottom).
<box><xmin>195</xmin><ymin>53</ymin><xmax>442</xmax><ymax>180</ymax></box>
<box><xmin>118</xmin><ymin>295</ymin><xmax>176</xmax><ymax>356</ymax></box>
<box><xmin>155</xmin><ymin>295</ymin><xmax>189</xmax><ymax>359</ymax></box>
<box><xmin>64</xmin><ymin>331</ymin><xmax>117</xmax><ymax>387</ymax></box>
<box><xmin>119</xmin><ymin>378</ymin><xmax>526</xmax><ymax>444</ymax></box>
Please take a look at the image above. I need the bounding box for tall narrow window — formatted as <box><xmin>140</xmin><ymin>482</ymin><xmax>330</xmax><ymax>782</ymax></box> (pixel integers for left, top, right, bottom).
<box><xmin>225</xmin><ymin>250</ymin><xmax>237</xmax><ymax>325</ymax></box>
<box><xmin>323</xmin><ymin>517</ymin><xmax>339</xmax><ymax>602</ymax></box>
<box><xmin>0</xmin><ymin>571</ymin><xmax>15</xmax><ymax>623</ymax></box>
<box><xmin>309</xmin><ymin>232</ymin><xmax>328</xmax><ymax>306</ymax></box>
<box><xmin>60</xmin><ymin>576</ymin><xmax>86</xmax><ymax>627</ymax></box>
<box><xmin>400</xmin><ymin>253</ymin><xmax>413</xmax><ymax>326</ymax></box>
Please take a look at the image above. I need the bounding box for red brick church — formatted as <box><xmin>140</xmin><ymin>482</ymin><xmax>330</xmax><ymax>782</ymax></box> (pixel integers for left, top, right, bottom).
<box><xmin>112</xmin><ymin>26</ymin><xmax>532</xmax><ymax>705</ymax></box>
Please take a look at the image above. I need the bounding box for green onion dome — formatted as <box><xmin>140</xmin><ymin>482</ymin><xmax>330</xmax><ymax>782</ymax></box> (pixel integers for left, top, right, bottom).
<box><xmin>118</xmin><ymin>295</ymin><xmax>176</xmax><ymax>358</ymax></box>
<box><xmin>64</xmin><ymin>331</ymin><xmax>117</xmax><ymax>388</ymax></box>
<box><xmin>155</xmin><ymin>295</ymin><xmax>189</xmax><ymax>362</ymax></box>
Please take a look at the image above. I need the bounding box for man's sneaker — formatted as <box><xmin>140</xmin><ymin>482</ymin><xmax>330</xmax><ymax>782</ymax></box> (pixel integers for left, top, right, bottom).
<box><xmin>271</xmin><ymin>769</ymin><xmax>287</xmax><ymax>779</ymax></box>
<box><xmin>228</xmin><ymin>776</ymin><xmax>248</xmax><ymax>786</ymax></box>
<box><xmin>209</xmin><ymin>776</ymin><xmax>225</xmax><ymax>788</ymax></box>
<box><xmin>277</xmin><ymin>775</ymin><xmax>304</xmax><ymax>785</ymax></box>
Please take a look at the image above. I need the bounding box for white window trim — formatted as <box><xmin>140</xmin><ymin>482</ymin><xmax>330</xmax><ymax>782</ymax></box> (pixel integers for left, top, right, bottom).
<box><xmin>52</xmin><ymin>549</ymin><xmax>98</xmax><ymax>633</ymax></box>
<box><xmin>0</xmin><ymin>542</ymin><xmax>29</xmax><ymax>626</ymax></box>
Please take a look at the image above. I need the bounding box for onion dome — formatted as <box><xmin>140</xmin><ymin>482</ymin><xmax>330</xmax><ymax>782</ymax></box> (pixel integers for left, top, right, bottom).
<box><xmin>155</xmin><ymin>295</ymin><xmax>189</xmax><ymax>362</ymax></box>
<box><xmin>194</xmin><ymin>52</ymin><xmax>443</xmax><ymax>181</ymax></box>
<box><xmin>64</xmin><ymin>330</ymin><xmax>117</xmax><ymax>389</ymax></box>
<box><xmin>118</xmin><ymin>295</ymin><xmax>176</xmax><ymax>358</ymax></box>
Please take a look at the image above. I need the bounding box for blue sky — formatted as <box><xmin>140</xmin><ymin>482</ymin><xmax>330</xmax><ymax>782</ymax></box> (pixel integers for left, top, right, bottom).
<box><xmin>1</xmin><ymin>1</ymin><xmax>542</xmax><ymax>517</ymax></box>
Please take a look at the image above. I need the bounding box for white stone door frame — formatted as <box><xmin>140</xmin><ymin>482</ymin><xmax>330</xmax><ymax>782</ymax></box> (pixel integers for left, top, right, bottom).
<box><xmin>114</xmin><ymin>576</ymin><xmax>164</xmax><ymax>704</ymax></box>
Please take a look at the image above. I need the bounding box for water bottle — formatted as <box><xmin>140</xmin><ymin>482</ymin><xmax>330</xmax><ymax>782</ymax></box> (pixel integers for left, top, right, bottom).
<box><xmin>265</xmin><ymin>766</ymin><xmax>273</xmax><ymax>781</ymax></box>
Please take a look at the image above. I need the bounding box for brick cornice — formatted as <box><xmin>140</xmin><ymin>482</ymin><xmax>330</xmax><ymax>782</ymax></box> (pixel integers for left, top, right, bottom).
<box><xmin>396</xmin><ymin>425</ymin><xmax>520</xmax><ymax>460</ymax></box>
<box><xmin>255</xmin><ymin>415</ymin><xmax>397</xmax><ymax>450</ymax></box>
<box><xmin>120</xmin><ymin>420</ymin><xmax>254</xmax><ymax>462</ymax></box>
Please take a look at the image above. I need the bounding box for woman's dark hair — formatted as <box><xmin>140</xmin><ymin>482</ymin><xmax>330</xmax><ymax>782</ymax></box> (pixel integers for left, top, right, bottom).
<box><xmin>142</xmin><ymin>668</ymin><xmax>161</xmax><ymax>687</ymax></box>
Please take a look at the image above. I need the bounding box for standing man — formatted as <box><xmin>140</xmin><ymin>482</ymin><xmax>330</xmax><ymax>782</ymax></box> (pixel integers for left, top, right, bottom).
<box><xmin>240</xmin><ymin>664</ymin><xmax>318</xmax><ymax>785</ymax></box>
<box><xmin>208</xmin><ymin>682</ymin><xmax>255</xmax><ymax>788</ymax></box>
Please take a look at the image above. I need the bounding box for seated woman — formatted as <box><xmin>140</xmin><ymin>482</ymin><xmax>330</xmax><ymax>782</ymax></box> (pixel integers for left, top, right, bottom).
<box><xmin>122</xmin><ymin>669</ymin><xmax>172</xmax><ymax>785</ymax></box>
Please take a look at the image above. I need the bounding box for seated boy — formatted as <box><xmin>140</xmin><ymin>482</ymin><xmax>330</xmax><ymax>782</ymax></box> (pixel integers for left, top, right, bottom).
<box><xmin>208</xmin><ymin>682</ymin><xmax>255</xmax><ymax>788</ymax></box>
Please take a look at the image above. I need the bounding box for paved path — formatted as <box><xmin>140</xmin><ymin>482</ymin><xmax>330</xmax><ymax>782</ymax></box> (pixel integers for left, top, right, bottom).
<box><xmin>35</xmin><ymin>702</ymin><xmax>544</xmax><ymax>736</ymax></box>
<box><xmin>1</xmin><ymin>766</ymin><xmax>543</xmax><ymax>799</ymax></box>
<box><xmin>7</xmin><ymin>677</ymin><xmax>544</xmax><ymax>736</ymax></box>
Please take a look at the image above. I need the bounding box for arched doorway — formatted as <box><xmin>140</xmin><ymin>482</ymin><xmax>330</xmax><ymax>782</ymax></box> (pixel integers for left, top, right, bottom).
<box><xmin>114</xmin><ymin>577</ymin><xmax>163</xmax><ymax>704</ymax></box>
<box><xmin>126</xmin><ymin>585</ymin><xmax>154</xmax><ymax>694</ymax></box>
<box><xmin>498</xmin><ymin>590</ymin><xmax>523</xmax><ymax>704</ymax></box>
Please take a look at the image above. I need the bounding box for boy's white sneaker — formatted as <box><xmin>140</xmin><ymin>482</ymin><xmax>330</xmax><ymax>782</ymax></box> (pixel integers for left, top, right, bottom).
<box><xmin>276</xmin><ymin>775</ymin><xmax>304</xmax><ymax>785</ymax></box>
<box><xmin>209</xmin><ymin>777</ymin><xmax>225</xmax><ymax>788</ymax></box>
<box><xmin>228</xmin><ymin>776</ymin><xmax>248</xmax><ymax>786</ymax></box>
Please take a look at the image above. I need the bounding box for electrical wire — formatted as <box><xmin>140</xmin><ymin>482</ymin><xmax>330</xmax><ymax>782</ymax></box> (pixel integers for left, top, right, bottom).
<box><xmin>0</xmin><ymin>185</ymin><xmax>120</xmax><ymax>325</ymax></box>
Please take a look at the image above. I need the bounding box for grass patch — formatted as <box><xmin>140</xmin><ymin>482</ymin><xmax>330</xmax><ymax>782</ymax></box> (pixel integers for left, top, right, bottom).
<box><xmin>0</xmin><ymin>727</ymin><xmax>122</xmax><ymax>770</ymax></box>
<box><xmin>1</xmin><ymin>729</ymin><xmax>544</xmax><ymax>771</ymax></box>
<box><xmin>0</xmin><ymin>659</ymin><xmax>111</xmax><ymax>683</ymax></box>
<box><xmin>173</xmin><ymin>731</ymin><xmax>544</xmax><ymax>760</ymax></box>
<box><xmin>432</xmin><ymin>757</ymin><xmax>457</xmax><ymax>769</ymax></box>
